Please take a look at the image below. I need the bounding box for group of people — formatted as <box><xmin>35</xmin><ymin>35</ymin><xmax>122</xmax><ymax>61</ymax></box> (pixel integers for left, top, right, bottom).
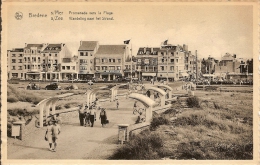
<box><xmin>78</xmin><ymin>101</ymin><xmax>108</xmax><ymax>128</ymax></box>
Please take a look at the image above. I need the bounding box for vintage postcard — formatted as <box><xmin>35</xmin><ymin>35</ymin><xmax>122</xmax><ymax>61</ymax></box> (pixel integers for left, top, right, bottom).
<box><xmin>1</xmin><ymin>1</ymin><xmax>259</xmax><ymax>164</ymax></box>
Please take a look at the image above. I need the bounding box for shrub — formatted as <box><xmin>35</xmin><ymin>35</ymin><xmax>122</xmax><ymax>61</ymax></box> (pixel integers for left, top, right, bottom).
<box><xmin>110</xmin><ymin>131</ymin><xmax>167</xmax><ymax>159</ymax></box>
<box><xmin>7</xmin><ymin>96</ymin><xmax>19</xmax><ymax>103</ymax></box>
<box><xmin>150</xmin><ymin>116</ymin><xmax>170</xmax><ymax>131</ymax></box>
<box><xmin>186</xmin><ymin>96</ymin><xmax>200</xmax><ymax>108</ymax></box>
<box><xmin>8</xmin><ymin>108</ymin><xmax>39</xmax><ymax>117</ymax></box>
<box><xmin>64</xmin><ymin>104</ymin><xmax>71</xmax><ymax>109</ymax></box>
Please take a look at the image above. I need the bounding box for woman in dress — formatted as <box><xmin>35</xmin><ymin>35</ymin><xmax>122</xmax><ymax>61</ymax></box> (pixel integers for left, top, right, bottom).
<box><xmin>99</xmin><ymin>108</ymin><xmax>107</xmax><ymax>127</ymax></box>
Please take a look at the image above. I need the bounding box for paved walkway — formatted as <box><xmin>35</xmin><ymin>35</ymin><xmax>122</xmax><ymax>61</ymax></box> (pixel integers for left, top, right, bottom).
<box><xmin>7</xmin><ymin>98</ymin><xmax>137</xmax><ymax>159</ymax></box>
<box><xmin>7</xmin><ymin>81</ymin><xmax>183</xmax><ymax>159</ymax></box>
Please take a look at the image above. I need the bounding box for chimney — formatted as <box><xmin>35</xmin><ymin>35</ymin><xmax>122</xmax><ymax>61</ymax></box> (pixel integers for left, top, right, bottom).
<box><xmin>144</xmin><ymin>47</ymin><xmax>146</xmax><ymax>53</ymax></box>
<box><xmin>80</xmin><ymin>41</ymin><xmax>82</xmax><ymax>45</ymax></box>
<box><xmin>25</xmin><ymin>43</ymin><xmax>27</xmax><ymax>47</ymax></box>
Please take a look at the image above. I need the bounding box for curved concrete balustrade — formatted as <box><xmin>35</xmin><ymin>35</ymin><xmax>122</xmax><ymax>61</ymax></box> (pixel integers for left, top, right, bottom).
<box><xmin>110</xmin><ymin>84</ymin><xmax>128</xmax><ymax>102</ymax></box>
<box><xmin>129</xmin><ymin>93</ymin><xmax>157</xmax><ymax>122</ymax></box>
<box><xmin>145</xmin><ymin>87</ymin><xmax>167</xmax><ymax>106</ymax></box>
<box><xmin>155</xmin><ymin>84</ymin><xmax>173</xmax><ymax>98</ymax></box>
<box><xmin>36</xmin><ymin>93</ymin><xmax>74</xmax><ymax>127</ymax></box>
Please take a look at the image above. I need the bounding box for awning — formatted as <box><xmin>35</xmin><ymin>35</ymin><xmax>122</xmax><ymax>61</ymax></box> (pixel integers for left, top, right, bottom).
<box><xmin>101</xmin><ymin>72</ymin><xmax>122</xmax><ymax>76</ymax></box>
<box><xmin>26</xmin><ymin>72</ymin><xmax>40</xmax><ymax>74</ymax></box>
<box><xmin>142</xmin><ymin>73</ymin><xmax>156</xmax><ymax>77</ymax></box>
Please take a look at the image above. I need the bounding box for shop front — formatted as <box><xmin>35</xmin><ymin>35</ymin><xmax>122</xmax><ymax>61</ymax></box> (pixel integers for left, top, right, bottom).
<box><xmin>96</xmin><ymin>70</ymin><xmax>122</xmax><ymax>81</ymax></box>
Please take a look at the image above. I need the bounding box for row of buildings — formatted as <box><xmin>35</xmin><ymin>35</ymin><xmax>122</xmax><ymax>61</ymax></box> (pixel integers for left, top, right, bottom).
<box><xmin>7</xmin><ymin>41</ymin><xmax>251</xmax><ymax>82</ymax></box>
<box><xmin>7</xmin><ymin>41</ymin><xmax>201</xmax><ymax>81</ymax></box>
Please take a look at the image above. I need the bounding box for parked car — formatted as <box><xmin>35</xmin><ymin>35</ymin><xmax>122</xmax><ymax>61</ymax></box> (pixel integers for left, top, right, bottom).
<box><xmin>87</xmin><ymin>80</ymin><xmax>94</xmax><ymax>85</ymax></box>
<box><xmin>122</xmin><ymin>77</ymin><xmax>131</xmax><ymax>82</ymax></box>
<box><xmin>45</xmin><ymin>82</ymin><xmax>61</xmax><ymax>90</ymax></box>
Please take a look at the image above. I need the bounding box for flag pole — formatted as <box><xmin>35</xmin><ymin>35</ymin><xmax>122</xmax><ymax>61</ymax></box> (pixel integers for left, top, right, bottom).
<box><xmin>130</xmin><ymin>43</ymin><xmax>133</xmax><ymax>83</ymax></box>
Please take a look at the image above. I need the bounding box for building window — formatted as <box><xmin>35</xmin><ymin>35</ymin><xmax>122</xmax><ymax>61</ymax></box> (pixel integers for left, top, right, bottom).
<box><xmin>96</xmin><ymin>66</ymin><xmax>100</xmax><ymax>70</ymax></box>
<box><xmin>12</xmin><ymin>73</ymin><xmax>18</xmax><ymax>77</ymax></box>
<box><xmin>170</xmin><ymin>66</ymin><xmax>174</xmax><ymax>71</ymax></box>
<box><xmin>24</xmin><ymin>57</ymin><xmax>26</xmax><ymax>62</ymax></box>
<box><xmin>90</xmin><ymin>67</ymin><xmax>92</xmax><ymax>70</ymax></box>
<box><xmin>102</xmin><ymin>59</ymin><xmax>106</xmax><ymax>63</ymax></box>
<box><xmin>19</xmin><ymin>54</ymin><xmax>23</xmax><ymax>57</ymax></box>
<box><xmin>18</xmin><ymin>66</ymin><xmax>22</xmax><ymax>70</ymax></box>
<box><xmin>171</xmin><ymin>52</ymin><xmax>174</xmax><ymax>56</ymax></box>
<box><xmin>160</xmin><ymin>66</ymin><xmax>164</xmax><ymax>71</ymax></box>
<box><xmin>102</xmin><ymin>66</ymin><xmax>107</xmax><ymax>70</ymax></box>
<box><xmin>176</xmin><ymin>59</ymin><xmax>178</xmax><ymax>63</ymax></box>
<box><xmin>90</xmin><ymin>53</ymin><xmax>93</xmax><ymax>56</ymax></box>
<box><xmin>24</xmin><ymin>65</ymin><xmax>26</xmax><ymax>69</ymax></box>
<box><xmin>43</xmin><ymin>54</ymin><xmax>45</xmax><ymax>57</ymax></box>
<box><xmin>86</xmin><ymin>52</ymin><xmax>88</xmax><ymax>56</ymax></box>
<box><xmin>161</xmin><ymin>52</ymin><xmax>164</xmax><ymax>56</ymax></box>
<box><xmin>62</xmin><ymin>66</ymin><xmax>65</xmax><ymax>70</ymax></box>
<box><xmin>28</xmin><ymin>65</ymin><xmax>30</xmax><ymax>69</ymax></box>
<box><xmin>38</xmin><ymin>65</ymin><xmax>40</xmax><ymax>69</ymax></box>
<box><xmin>55</xmin><ymin>60</ymin><xmax>58</xmax><ymax>64</ymax></box>
<box><xmin>49</xmin><ymin>54</ymin><xmax>51</xmax><ymax>56</ymax></box>
<box><xmin>21</xmin><ymin>73</ymin><xmax>23</xmax><ymax>77</ymax></box>
<box><xmin>66</xmin><ymin>66</ymin><xmax>70</xmax><ymax>70</ymax></box>
<box><xmin>145</xmin><ymin>66</ymin><xmax>148</xmax><ymax>71</ymax></box>
<box><xmin>161</xmin><ymin>59</ymin><xmax>164</xmax><ymax>63</ymax></box>
<box><xmin>118</xmin><ymin>59</ymin><xmax>121</xmax><ymax>63</ymax></box>
<box><xmin>90</xmin><ymin>60</ymin><xmax>92</xmax><ymax>63</ymax></box>
<box><xmin>117</xmin><ymin>66</ymin><xmax>121</xmax><ymax>70</ymax></box>
<box><xmin>109</xmin><ymin>66</ymin><xmax>115</xmax><ymax>70</ymax></box>
<box><xmin>12</xmin><ymin>54</ymin><xmax>16</xmax><ymax>57</ymax></box>
<box><xmin>19</xmin><ymin>59</ymin><xmax>22</xmax><ymax>63</ymax></box>
<box><xmin>28</xmin><ymin>57</ymin><xmax>30</xmax><ymax>61</ymax></box>
<box><xmin>12</xmin><ymin>66</ymin><xmax>16</xmax><ymax>70</ymax></box>
<box><xmin>55</xmin><ymin>54</ymin><xmax>57</xmax><ymax>57</ymax></box>
<box><xmin>171</xmin><ymin>59</ymin><xmax>174</xmax><ymax>63</ymax></box>
<box><xmin>12</xmin><ymin>59</ymin><xmax>16</xmax><ymax>63</ymax></box>
<box><xmin>38</xmin><ymin>50</ymin><xmax>41</xmax><ymax>53</ymax></box>
<box><xmin>80</xmin><ymin>52</ymin><xmax>83</xmax><ymax>56</ymax></box>
<box><xmin>43</xmin><ymin>59</ymin><xmax>45</xmax><ymax>63</ymax></box>
<box><xmin>72</xmin><ymin>66</ymin><xmax>75</xmax><ymax>70</ymax></box>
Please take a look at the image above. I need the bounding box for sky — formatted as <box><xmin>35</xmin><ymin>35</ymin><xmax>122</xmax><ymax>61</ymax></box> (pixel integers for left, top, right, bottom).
<box><xmin>5</xmin><ymin>3</ymin><xmax>254</xmax><ymax>60</ymax></box>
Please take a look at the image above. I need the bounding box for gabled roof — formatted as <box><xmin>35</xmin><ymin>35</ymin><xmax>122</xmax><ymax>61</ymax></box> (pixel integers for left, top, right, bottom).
<box><xmin>78</xmin><ymin>41</ymin><xmax>98</xmax><ymax>51</ymax></box>
<box><xmin>42</xmin><ymin>44</ymin><xmax>63</xmax><ymax>52</ymax></box>
<box><xmin>25</xmin><ymin>44</ymin><xmax>43</xmax><ymax>49</ymax></box>
<box><xmin>95</xmin><ymin>45</ymin><xmax>126</xmax><ymax>55</ymax></box>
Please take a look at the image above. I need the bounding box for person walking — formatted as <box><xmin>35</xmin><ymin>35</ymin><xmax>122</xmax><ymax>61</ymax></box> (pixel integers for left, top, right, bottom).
<box><xmin>51</xmin><ymin>120</ymin><xmax>61</xmax><ymax>152</ymax></box>
<box><xmin>84</xmin><ymin>105</ymin><xmax>90</xmax><ymax>127</ymax></box>
<box><xmin>45</xmin><ymin>120</ymin><xmax>53</xmax><ymax>151</ymax></box>
<box><xmin>133</xmin><ymin>101</ymin><xmax>138</xmax><ymax>114</ymax></box>
<box><xmin>116</xmin><ymin>100</ymin><xmax>119</xmax><ymax>109</ymax></box>
<box><xmin>78</xmin><ymin>104</ymin><xmax>85</xmax><ymax>126</ymax></box>
<box><xmin>99</xmin><ymin>108</ymin><xmax>107</xmax><ymax>127</ymax></box>
<box><xmin>88</xmin><ymin>108</ymin><xmax>96</xmax><ymax>127</ymax></box>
